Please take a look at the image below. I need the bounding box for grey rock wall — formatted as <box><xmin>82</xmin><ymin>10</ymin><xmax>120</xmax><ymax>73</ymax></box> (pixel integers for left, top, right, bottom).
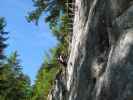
<box><xmin>48</xmin><ymin>0</ymin><xmax>133</xmax><ymax>100</ymax></box>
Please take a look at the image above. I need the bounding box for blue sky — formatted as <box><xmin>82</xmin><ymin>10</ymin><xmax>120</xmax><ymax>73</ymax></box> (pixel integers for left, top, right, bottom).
<box><xmin>0</xmin><ymin>0</ymin><xmax>58</xmax><ymax>83</ymax></box>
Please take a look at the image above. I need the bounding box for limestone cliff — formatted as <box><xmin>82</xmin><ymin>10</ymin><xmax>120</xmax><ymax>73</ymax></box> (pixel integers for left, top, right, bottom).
<box><xmin>48</xmin><ymin>0</ymin><xmax>133</xmax><ymax>100</ymax></box>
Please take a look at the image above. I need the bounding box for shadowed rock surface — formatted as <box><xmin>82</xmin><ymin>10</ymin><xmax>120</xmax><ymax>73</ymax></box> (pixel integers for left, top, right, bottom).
<box><xmin>48</xmin><ymin>0</ymin><xmax>133</xmax><ymax>100</ymax></box>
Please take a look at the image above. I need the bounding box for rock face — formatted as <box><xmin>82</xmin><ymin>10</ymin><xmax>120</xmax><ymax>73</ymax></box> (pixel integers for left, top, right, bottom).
<box><xmin>48</xmin><ymin>0</ymin><xmax>133</xmax><ymax>100</ymax></box>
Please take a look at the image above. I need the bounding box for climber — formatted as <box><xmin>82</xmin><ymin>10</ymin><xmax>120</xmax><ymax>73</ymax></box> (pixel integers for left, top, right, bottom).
<box><xmin>57</xmin><ymin>54</ymin><xmax>67</xmax><ymax>67</ymax></box>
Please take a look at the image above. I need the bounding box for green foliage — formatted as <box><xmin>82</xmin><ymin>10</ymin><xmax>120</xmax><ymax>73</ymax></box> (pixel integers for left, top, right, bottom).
<box><xmin>32</xmin><ymin>65</ymin><xmax>58</xmax><ymax>100</ymax></box>
<box><xmin>27</xmin><ymin>0</ymin><xmax>71</xmax><ymax>99</ymax></box>
<box><xmin>0</xmin><ymin>17</ymin><xmax>8</xmax><ymax>62</ymax></box>
<box><xmin>27</xmin><ymin>0</ymin><xmax>71</xmax><ymax>54</ymax></box>
<box><xmin>26</xmin><ymin>0</ymin><xmax>70</xmax><ymax>52</ymax></box>
<box><xmin>0</xmin><ymin>18</ymin><xmax>32</xmax><ymax>100</ymax></box>
<box><xmin>31</xmin><ymin>42</ymin><xmax>69</xmax><ymax>100</ymax></box>
<box><xmin>0</xmin><ymin>52</ymin><xmax>32</xmax><ymax>100</ymax></box>
<box><xmin>7</xmin><ymin>51</ymin><xmax>22</xmax><ymax>75</ymax></box>
<box><xmin>31</xmin><ymin>50</ymin><xmax>60</xmax><ymax>100</ymax></box>
<box><xmin>27</xmin><ymin>0</ymin><xmax>66</xmax><ymax>26</ymax></box>
<box><xmin>2</xmin><ymin>0</ymin><xmax>72</xmax><ymax>98</ymax></box>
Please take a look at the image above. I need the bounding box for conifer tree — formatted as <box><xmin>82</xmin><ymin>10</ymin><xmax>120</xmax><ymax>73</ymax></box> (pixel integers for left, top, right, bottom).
<box><xmin>0</xmin><ymin>18</ymin><xmax>32</xmax><ymax>100</ymax></box>
<box><xmin>7</xmin><ymin>51</ymin><xmax>22</xmax><ymax>76</ymax></box>
<box><xmin>0</xmin><ymin>17</ymin><xmax>10</xmax><ymax>100</ymax></box>
<box><xmin>0</xmin><ymin>17</ymin><xmax>8</xmax><ymax>65</ymax></box>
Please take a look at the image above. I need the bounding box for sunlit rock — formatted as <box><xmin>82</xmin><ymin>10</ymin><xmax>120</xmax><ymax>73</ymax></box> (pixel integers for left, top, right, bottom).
<box><xmin>48</xmin><ymin>0</ymin><xmax>133</xmax><ymax>100</ymax></box>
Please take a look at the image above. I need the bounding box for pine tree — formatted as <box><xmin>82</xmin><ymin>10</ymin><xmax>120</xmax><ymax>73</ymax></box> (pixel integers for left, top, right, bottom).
<box><xmin>27</xmin><ymin>0</ymin><xmax>66</xmax><ymax>26</ymax></box>
<box><xmin>0</xmin><ymin>18</ymin><xmax>32</xmax><ymax>100</ymax></box>
<box><xmin>5</xmin><ymin>51</ymin><xmax>32</xmax><ymax>100</ymax></box>
<box><xmin>0</xmin><ymin>51</ymin><xmax>32</xmax><ymax>100</ymax></box>
<box><xmin>7</xmin><ymin>51</ymin><xmax>22</xmax><ymax>76</ymax></box>
<box><xmin>0</xmin><ymin>17</ymin><xmax>8</xmax><ymax>65</ymax></box>
<box><xmin>0</xmin><ymin>17</ymin><xmax>9</xmax><ymax>100</ymax></box>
